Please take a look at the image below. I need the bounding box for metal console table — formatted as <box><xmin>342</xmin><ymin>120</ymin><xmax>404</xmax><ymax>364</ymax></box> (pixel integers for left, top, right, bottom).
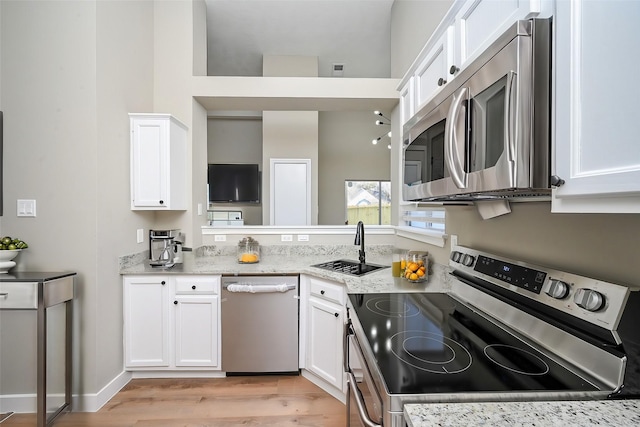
<box><xmin>0</xmin><ymin>272</ymin><xmax>75</xmax><ymax>427</ymax></box>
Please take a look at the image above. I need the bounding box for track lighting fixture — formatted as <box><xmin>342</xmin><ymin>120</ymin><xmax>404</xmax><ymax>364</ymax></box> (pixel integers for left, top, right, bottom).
<box><xmin>374</xmin><ymin>110</ymin><xmax>390</xmax><ymax>121</ymax></box>
<box><xmin>370</xmin><ymin>110</ymin><xmax>391</xmax><ymax>146</ymax></box>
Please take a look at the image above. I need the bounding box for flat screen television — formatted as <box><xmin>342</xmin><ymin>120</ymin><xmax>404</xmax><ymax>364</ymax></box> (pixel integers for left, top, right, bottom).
<box><xmin>208</xmin><ymin>163</ymin><xmax>261</xmax><ymax>203</ymax></box>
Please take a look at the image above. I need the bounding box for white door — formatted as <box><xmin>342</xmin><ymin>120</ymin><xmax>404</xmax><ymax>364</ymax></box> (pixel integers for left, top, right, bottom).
<box><xmin>174</xmin><ymin>294</ymin><xmax>219</xmax><ymax>367</ymax></box>
<box><xmin>270</xmin><ymin>158</ymin><xmax>311</xmax><ymax>225</ymax></box>
<box><xmin>124</xmin><ymin>276</ymin><xmax>170</xmax><ymax>367</ymax></box>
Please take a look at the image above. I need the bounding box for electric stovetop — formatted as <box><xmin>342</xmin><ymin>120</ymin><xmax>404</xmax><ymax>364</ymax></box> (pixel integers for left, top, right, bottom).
<box><xmin>348</xmin><ymin>292</ymin><xmax>599</xmax><ymax>396</ymax></box>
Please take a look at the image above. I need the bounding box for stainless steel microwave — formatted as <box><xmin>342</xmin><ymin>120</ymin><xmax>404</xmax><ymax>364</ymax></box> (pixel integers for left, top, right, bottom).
<box><xmin>402</xmin><ymin>19</ymin><xmax>552</xmax><ymax>202</ymax></box>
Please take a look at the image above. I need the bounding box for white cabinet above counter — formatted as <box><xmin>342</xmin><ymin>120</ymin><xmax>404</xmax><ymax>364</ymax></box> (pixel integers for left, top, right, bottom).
<box><xmin>399</xmin><ymin>0</ymin><xmax>550</xmax><ymax>125</ymax></box>
<box><xmin>551</xmin><ymin>0</ymin><xmax>640</xmax><ymax>213</ymax></box>
<box><xmin>129</xmin><ymin>113</ymin><xmax>187</xmax><ymax>210</ymax></box>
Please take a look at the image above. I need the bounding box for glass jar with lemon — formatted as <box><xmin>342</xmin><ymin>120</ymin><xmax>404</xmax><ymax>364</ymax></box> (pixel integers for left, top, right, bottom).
<box><xmin>402</xmin><ymin>251</ymin><xmax>428</xmax><ymax>283</ymax></box>
<box><xmin>237</xmin><ymin>237</ymin><xmax>260</xmax><ymax>264</ymax></box>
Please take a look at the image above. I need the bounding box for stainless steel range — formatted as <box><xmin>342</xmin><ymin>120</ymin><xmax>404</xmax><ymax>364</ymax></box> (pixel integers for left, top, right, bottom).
<box><xmin>345</xmin><ymin>244</ymin><xmax>640</xmax><ymax>426</ymax></box>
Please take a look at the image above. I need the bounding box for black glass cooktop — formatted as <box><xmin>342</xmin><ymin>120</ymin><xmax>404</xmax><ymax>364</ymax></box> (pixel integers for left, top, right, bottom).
<box><xmin>348</xmin><ymin>293</ymin><xmax>599</xmax><ymax>396</ymax></box>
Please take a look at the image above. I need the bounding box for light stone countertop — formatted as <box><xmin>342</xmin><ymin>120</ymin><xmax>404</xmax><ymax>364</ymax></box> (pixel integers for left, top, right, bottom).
<box><xmin>119</xmin><ymin>244</ymin><xmax>452</xmax><ymax>294</ymax></box>
<box><xmin>405</xmin><ymin>400</ymin><xmax>640</xmax><ymax>427</ymax></box>
<box><xmin>121</xmin><ymin>245</ymin><xmax>638</xmax><ymax>423</ymax></box>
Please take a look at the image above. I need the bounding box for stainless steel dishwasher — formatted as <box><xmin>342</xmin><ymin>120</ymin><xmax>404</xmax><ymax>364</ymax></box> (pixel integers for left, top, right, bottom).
<box><xmin>221</xmin><ymin>275</ymin><xmax>299</xmax><ymax>374</ymax></box>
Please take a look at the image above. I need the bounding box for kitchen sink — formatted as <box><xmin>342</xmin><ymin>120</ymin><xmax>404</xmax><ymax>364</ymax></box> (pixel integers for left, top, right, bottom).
<box><xmin>312</xmin><ymin>259</ymin><xmax>388</xmax><ymax>277</ymax></box>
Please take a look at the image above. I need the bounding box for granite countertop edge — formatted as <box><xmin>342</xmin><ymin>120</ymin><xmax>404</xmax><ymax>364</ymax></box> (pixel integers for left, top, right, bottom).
<box><xmin>404</xmin><ymin>399</ymin><xmax>640</xmax><ymax>427</ymax></box>
<box><xmin>119</xmin><ymin>245</ymin><xmax>452</xmax><ymax>294</ymax></box>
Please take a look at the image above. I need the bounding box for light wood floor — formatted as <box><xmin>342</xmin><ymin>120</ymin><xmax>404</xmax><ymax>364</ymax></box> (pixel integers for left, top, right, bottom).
<box><xmin>1</xmin><ymin>375</ymin><xmax>346</xmax><ymax>426</ymax></box>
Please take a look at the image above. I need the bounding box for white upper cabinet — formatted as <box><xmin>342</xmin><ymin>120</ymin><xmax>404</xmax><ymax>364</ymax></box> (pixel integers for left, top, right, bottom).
<box><xmin>399</xmin><ymin>0</ymin><xmax>548</xmax><ymax>128</ymax></box>
<box><xmin>454</xmin><ymin>0</ymin><xmax>542</xmax><ymax>70</ymax></box>
<box><xmin>552</xmin><ymin>0</ymin><xmax>640</xmax><ymax>213</ymax></box>
<box><xmin>414</xmin><ymin>27</ymin><xmax>455</xmax><ymax>111</ymax></box>
<box><xmin>399</xmin><ymin>77</ymin><xmax>414</xmax><ymax>125</ymax></box>
<box><xmin>130</xmin><ymin>113</ymin><xmax>187</xmax><ymax>210</ymax></box>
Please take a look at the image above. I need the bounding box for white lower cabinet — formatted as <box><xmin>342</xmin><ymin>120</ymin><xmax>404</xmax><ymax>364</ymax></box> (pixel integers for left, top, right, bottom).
<box><xmin>303</xmin><ymin>276</ymin><xmax>345</xmax><ymax>393</ymax></box>
<box><xmin>123</xmin><ymin>275</ymin><xmax>221</xmax><ymax>371</ymax></box>
<box><xmin>124</xmin><ymin>276</ymin><xmax>170</xmax><ymax>367</ymax></box>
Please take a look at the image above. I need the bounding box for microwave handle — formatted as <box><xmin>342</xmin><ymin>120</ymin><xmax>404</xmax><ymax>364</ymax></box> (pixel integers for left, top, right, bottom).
<box><xmin>445</xmin><ymin>87</ymin><xmax>469</xmax><ymax>189</ymax></box>
<box><xmin>505</xmin><ymin>71</ymin><xmax>517</xmax><ymax>165</ymax></box>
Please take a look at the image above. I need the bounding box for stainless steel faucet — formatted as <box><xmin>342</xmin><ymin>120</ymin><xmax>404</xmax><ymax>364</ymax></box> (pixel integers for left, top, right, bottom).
<box><xmin>354</xmin><ymin>221</ymin><xmax>365</xmax><ymax>264</ymax></box>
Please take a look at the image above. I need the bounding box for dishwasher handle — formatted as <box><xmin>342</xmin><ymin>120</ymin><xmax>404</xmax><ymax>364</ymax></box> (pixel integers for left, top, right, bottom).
<box><xmin>223</xmin><ymin>283</ymin><xmax>296</xmax><ymax>293</ymax></box>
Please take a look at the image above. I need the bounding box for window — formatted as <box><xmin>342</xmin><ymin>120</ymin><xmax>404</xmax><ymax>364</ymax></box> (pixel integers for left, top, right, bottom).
<box><xmin>397</xmin><ymin>204</ymin><xmax>447</xmax><ymax>247</ymax></box>
<box><xmin>345</xmin><ymin>180</ymin><xmax>391</xmax><ymax>225</ymax></box>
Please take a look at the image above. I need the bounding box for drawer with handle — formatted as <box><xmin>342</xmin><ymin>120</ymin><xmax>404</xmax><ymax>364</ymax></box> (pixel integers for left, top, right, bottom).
<box><xmin>0</xmin><ymin>282</ymin><xmax>38</xmax><ymax>309</ymax></box>
<box><xmin>174</xmin><ymin>276</ymin><xmax>220</xmax><ymax>294</ymax></box>
<box><xmin>309</xmin><ymin>278</ymin><xmax>344</xmax><ymax>305</ymax></box>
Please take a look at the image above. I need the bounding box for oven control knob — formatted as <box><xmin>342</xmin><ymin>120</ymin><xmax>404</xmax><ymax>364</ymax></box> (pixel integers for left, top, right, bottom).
<box><xmin>461</xmin><ymin>254</ymin><xmax>475</xmax><ymax>267</ymax></box>
<box><xmin>546</xmin><ymin>279</ymin><xmax>570</xmax><ymax>299</ymax></box>
<box><xmin>450</xmin><ymin>251</ymin><xmax>462</xmax><ymax>263</ymax></box>
<box><xmin>574</xmin><ymin>288</ymin><xmax>606</xmax><ymax>312</ymax></box>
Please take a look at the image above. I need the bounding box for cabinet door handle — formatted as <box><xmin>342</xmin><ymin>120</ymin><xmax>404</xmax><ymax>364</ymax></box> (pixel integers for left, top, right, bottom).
<box><xmin>159</xmin><ymin>200</ymin><xmax>164</xmax><ymax>205</ymax></box>
<box><xmin>174</xmin><ymin>301</ymin><xmax>178</xmax><ymax>305</ymax></box>
<box><xmin>161</xmin><ymin>281</ymin><xmax>166</xmax><ymax>285</ymax></box>
<box><xmin>192</xmin><ymin>285</ymin><xmax>196</xmax><ymax>290</ymax></box>
<box><xmin>320</xmin><ymin>290</ymin><xmax>325</xmax><ymax>295</ymax></box>
<box><xmin>449</xmin><ymin>65</ymin><xmax>459</xmax><ymax>75</ymax></box>
<box><xmin>438</xmin><ymin>77</ymin><xmax>447</xmax><ymax>86</ymax></box>
<box><xmin>334</xmin><ymin>312</ymin><xmax>339</xmax><ymax>318</ymax></box>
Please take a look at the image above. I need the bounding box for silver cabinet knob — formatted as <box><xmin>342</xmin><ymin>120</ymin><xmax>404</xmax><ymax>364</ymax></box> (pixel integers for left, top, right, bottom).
<box><xmin>574</xmin><ymin>288</ymin><xmax>606</xmax><ymax>312</ymax></box>
<box><xmin>437</xmin><ymin>77</ymin><xmax>447</xmax><ymax>86</ymax></box>
<box><xmin>546</xmin><ymin>279</ymin><xmax>570</xmax><ymax>299</ymax></box>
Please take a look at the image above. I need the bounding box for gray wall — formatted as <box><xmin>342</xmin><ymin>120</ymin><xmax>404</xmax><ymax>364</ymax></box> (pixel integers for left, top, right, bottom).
<box><xmin>207</xmin><ymin>117</ymin><xmax>263</xmax><ymax>225</ymax></box>
<box><xmin>318</xmin><ymin>111</ymin><xmax>391</xmax><ymax>225</ymax></box>
<box><xmin>0</xmin><ymin>0</ymin><xmax>155</xmax><ymax>400</ymax></box>
<box><xmin>390</xmin><ymin>0</ymin><xmax>453</xmax><ymax>78</ymax></box>
<box><xmin>207</xmin><ymin>112</ymin><xmax>392</xmax><ymax>226</ymax></box>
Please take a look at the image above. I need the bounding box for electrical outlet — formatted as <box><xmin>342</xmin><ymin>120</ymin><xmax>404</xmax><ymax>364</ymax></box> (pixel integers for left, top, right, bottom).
<box><xmin>136</xmin><ymin>229</ymin><xmax>144</xmax><ymax>243</ymax></box>
<box><xmin>197</xmin><ymin>203</ymin><xmax>203</xmax><ymax>216</ymax></box>
<box><xmin>214</xmin><ymin>235</ymin><xmax>226</xmax><ymax>242</ymax></box>
<box><xmin>281</xmin><ymin>234</ymin><xmax>293</xmax><ymax>242</ymax></box>
<box><xmin>450</xmin><ymin>234</ymin><xmax>458</xmax><ymax>248</ymax></box>
<box><xmin>297</xmin><ymin>234</ymin><xmax>309</xmax><ymax>242</ymax></box>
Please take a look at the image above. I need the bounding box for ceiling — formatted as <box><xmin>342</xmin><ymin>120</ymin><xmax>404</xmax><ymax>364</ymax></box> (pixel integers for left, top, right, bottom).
<box><xmin>204</xmin><ymin>0</ymin><xmax>394</xmax><ymax>78</ymax></box>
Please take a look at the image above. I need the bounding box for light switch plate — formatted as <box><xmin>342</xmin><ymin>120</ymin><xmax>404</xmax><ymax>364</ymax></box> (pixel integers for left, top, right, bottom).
<box><xmin>297</xmin><ymin>234</ymin><xmax>309</xmax><ymax>242</ymax></box>
<box><xmin>136</xmin><ymin>229</ymin><xmax>144</xmax><ymax>243</ymax></box>
<box><xmin>17</xmin><ymin>199</ymin><xmax>36</xmax><ymax>217</ymax></box>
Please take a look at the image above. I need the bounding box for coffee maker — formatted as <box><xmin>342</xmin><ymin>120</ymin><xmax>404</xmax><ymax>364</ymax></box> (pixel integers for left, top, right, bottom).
<box><xmin>149</xmin><ymin>229</ymin><xmax>183</xmax><ymax>266</ymax></box>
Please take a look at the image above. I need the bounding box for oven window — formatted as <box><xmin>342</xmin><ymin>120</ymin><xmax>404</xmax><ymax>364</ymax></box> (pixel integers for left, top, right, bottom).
<box><xmin>404</xmin><ymin>119</ymin><xmax>446</xmax><ymax>184</ymax></box>
<box><xmin>469</xmin><ymin>76</ymin><xmax>507</xmax><ymax>172</ymax></box>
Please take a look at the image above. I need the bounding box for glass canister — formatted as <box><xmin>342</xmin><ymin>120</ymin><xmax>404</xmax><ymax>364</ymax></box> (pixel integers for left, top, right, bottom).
<box><xmin>237</xmin><ymin>237</ymin><xmax>260</xmax><ymax>263</ymax></box>
<box><xmin>403</xmin><ymin>251</ymin><xmax>428</xmax><ymax>282</ymax></box>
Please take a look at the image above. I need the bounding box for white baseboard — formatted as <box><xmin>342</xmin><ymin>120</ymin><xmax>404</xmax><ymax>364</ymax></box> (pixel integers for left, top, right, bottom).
<box><xmin>73</xmin><ymin>370</ymin><xmax>132</xmax><ymax>412</ymax></box>
<box><xmin>0</xmin><ymin>371</ymin><xmax>131</xmax><ymax>414</ymax></box>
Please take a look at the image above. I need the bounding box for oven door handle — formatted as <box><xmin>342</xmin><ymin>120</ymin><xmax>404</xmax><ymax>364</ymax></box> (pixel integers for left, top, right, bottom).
<box><xmin>444</xmin><ymin>86</ymin><xmax>469</xmax><ymax>189</ymax></box>
<box><xmin>504</xmin><ymin>70</ymin><xmax>517</xmax><ymax>173</ymax></box>
<box><xmin>347</xmin><ymin>371</ymin><xmax>382</xmax><ymax>427</ymax></box>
